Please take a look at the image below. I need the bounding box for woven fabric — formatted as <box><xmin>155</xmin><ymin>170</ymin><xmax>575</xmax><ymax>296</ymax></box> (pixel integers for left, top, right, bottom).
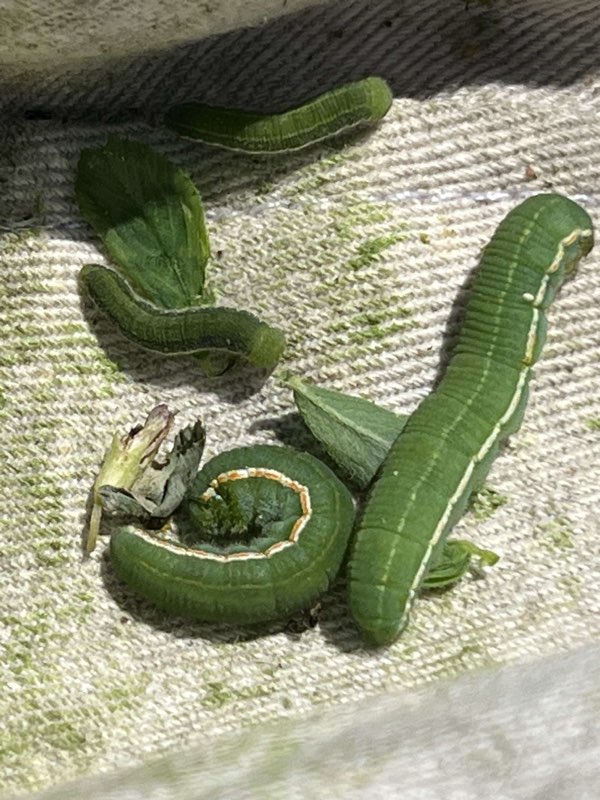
<box><xmin>23</xmin><ymin>643</ymin><xmax>600</xmax><ymax>800</ymax></box>
<box><xmin>1</xmin><ymin>1</ymin><xmax>599</xmax><ymax>796</ymax></box>
<box><xmin>0</xmin><ymin>0</ymin><xmax>327</xmax><ymax>82</ymax></box>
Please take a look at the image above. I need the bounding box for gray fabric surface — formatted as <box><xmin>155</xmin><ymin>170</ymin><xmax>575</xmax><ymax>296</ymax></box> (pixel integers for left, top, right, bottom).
<box><xmin>1</xmin><ymin>0</ymin><xmax>329</xmax><ymax>81</ymax></box>
<box><xmin>1</xmin><ymin>1</ymin><xmax>599</xmax><ymax>796</ymax></box>
<box><xmin>19</xmin><ymin>642</ymin><xmax>600</xmax><ymax>800</ymax></box>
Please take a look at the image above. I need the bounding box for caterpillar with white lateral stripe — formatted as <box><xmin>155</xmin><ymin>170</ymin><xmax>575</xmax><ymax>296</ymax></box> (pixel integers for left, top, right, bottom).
<box><xmin>80</xmin><ymin>264</ymin><xmax>285</xmax><ymax>371</ymax></box>
<box><xmin>348</xmin><ymin>193</ymin><xmax>594</xmax><ymax>646</ymax></box>
<box><xmin>110</xmin><ymin>445</ymin><xmax>355</xmax><ymax>624</ymax></box>
<box><xmin>165</xmin><ymin>76</ymin><xmax>393</xmax><ymax>154</ymax></box>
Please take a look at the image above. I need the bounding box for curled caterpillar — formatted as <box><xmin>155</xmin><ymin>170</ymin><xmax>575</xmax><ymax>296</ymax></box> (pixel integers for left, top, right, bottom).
<box><xmin>110</xmin><ymin>445</ymin><xmax>355</xmax><ymax>624</ymax></box>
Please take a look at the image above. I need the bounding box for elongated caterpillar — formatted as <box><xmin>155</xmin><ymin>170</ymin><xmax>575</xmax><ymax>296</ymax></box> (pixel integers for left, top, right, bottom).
<box><xmin>348</xmin><ymin>193</ymin><xmax>594</xmax><ymax>646</ymax></box>
<box><xmin>110</xmin><ymin>445</ymin><xmax>355</xmax><ymax>624</ymax></box>
<box><xmin>165</xmin><ymin>76</ymin><xmax>393</xmax><ymax>154</ymax></box>
<box><xmin>80</xmin><ymin>264</ymin><xmax>285</xmax><ymax>370</ymax></box>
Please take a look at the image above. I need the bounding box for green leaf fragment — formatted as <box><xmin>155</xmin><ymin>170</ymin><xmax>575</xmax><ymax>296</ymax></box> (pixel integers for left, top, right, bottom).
<box><xmin>99</xmin><ymin>418</ymin><xmax>205</xmax><ymax>523</ymax></box>
<box><xmin>87</xmin><ymin>404</ymin><xmax>175</xmax><ymax>553</ymax></box>
<box><xmin>287</xmin><ymin>377</ymin><xmax>500</xmax><ymax>594</ymax></box>
<box><xmin>286</xmin><ymin>375</ymin><xmax>406</xmax><ymax>489</ymax></box>
<box><xmin>423</xmin><ymin>539</ymin><xmax>500</xmax><ymax>589</ymax></box>
<box><xmin>87</xmin><ymin>405</ymin><xmax>206</xmax><ymax>552</ymax></box>
<box><xmin>75</xmin><ymin>136</ymin><xmax>210</xmax><ymax>308</ymax></box>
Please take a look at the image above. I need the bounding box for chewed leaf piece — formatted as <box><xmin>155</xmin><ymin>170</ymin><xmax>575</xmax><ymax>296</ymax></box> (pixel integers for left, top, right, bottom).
<box><xmin>287</xmin><ymin>375</ymin><xmax>406</xmax><ymax>489</ymax></box>
<box><xmin>86</xmin><ymin>407</ymin><xmax>205</xmax><ymax>552</ymax></box>
<box><xmin>120</xmin><ymin>418</ymin><xmax>205</xmax><ymax>520</ymax></box>
<box><xmin>423</xmin><ymin>539</ymin><xmax>499</xmax><ymax>589</ymax></box>
<box><xmin>76</xmin><ymin>136</ymin><xmax>210</xmax><ymax>308</ymax></box>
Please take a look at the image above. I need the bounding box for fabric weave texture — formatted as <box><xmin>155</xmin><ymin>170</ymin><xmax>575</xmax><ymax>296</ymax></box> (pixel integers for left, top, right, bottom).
<box><xmin>1</xmin><ymin>1</ymin><xmax>599</xmax><ymax>797</ymax></box>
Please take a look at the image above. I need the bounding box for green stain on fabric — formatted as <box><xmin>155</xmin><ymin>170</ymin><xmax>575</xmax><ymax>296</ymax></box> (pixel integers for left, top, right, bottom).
<box><xmin>428</xmin><ymin>643</ymin><xmax>499</xmax><ymax>681</ymax></box>
<box><xmin>318</xmin><ymin>151</ymin><xmax>355</xmax><ymax>169</ymax></box>
<box><xmin>36</xmin><ymin>711</ymin><xmax>88</xmax><ymax>752</ymax></box>
<box><xmin>0</xmin><ymin>230</ymin><xmax>126</xmax><ymax>395</ymax></box>
<box><xmin>308</xmin><ymin>203</ymin><xmax>413</xmax><ymax>362</ymax></box>
<box><xmin>586</xmin><ymin>417</ymin><xmax>600</xmax><ymax>430</ymax></box>
<box><xmin>0</xmin><ymin>416</ymin><xmax>66</xmax><ymax>563</ymax></box>
<box><xmin>556</xmin><ymin>575</ymin><xmax>582</xmax><ymax>601</ymax></box>
<box><xmin>2</xmin><ymin>705</ymin><xmax>105</xmax><ymax>783</ymax></box>
<box><xmin>34</xmin><ymin>537</ymin><xmax>69</xmax><ymax>568</ymax></box>
<box><xmin>543</xmin><ymin>519</ymin><xmax>575</xmax><ymax>550</ymax></box>
<box><xmin>101</xmin><ymin>677</ymin><xmax>152</xmax><ymax>713</ymax></box>
<box><xmin>64</xmin><ymin>347</ymin><xmax>125</xmax><ymax>381</ymax></box>
<box><xmin>469</xmin><ymin>485</ymin><xmax>508</xmax><ymax>520</ymax></box>
<box><xmin>255</xmin><ymin>178</ymin><xmax>276</xmax><ymax>196</ymax></box>
<box><xmin>201</xmin><ymin>681</ymin><xmax>234</xmax><ymax>708</ymax></box>
<box><xmin>0</xmin><ymin>228</ymin><xmax>44</xmax><ymax>258</ymax></box>
<box><xmin>328</xmin><ymin>307</ymin><xmax>412</xmax><ymax>344</ymax></box>
<box><xmin>1</xmin><ymin>612</ymin><xmax>53</xmax><ymax>675</ymax></box>
<box><xmin>348</xmin><ymin>234</ymin><xmax>407</xmax><ymax>272</ymax></box>
<box><xmin>0</xmin><ymin>638</ymin><xmax>152</xmax><ymax>785</ymax></box>
<box><xmin>289</xmin><ymin>151</ymin><xmax>356</xmax><ymax>195</ymax></box>
<box><xmin>201</xmin><ymin>680</ymin><xmax>271</xmax><ymax>710</ymax></box>
<box><xmin>536</xmin><ymin>516</ymin><xmax>575</xmax><ymax>551</ymax></box>
<box><xmin>331</xmin><ymin>201</ymin><xmax>396</xmax><ymax>240</ymax></box>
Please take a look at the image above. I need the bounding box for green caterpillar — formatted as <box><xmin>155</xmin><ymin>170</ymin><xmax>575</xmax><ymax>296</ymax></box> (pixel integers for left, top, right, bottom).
<box><xmin>348</xmin><ymin>193</ymin><xmax>594</xmax><ymax>645</ymax></box>
<box><xmin>80</xmin><ymin>264</ymin><xmax>285</xmax><ymax>370</ymax></box>
<box><xmin>110</xmin><ymin>445</ymin><xmax>355</xmax><ymax>624</ymax></box>
<box><xmin>165</xmin><ymin>76</ymin><xmax>393</xmax><ymax>153</ymax></box>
